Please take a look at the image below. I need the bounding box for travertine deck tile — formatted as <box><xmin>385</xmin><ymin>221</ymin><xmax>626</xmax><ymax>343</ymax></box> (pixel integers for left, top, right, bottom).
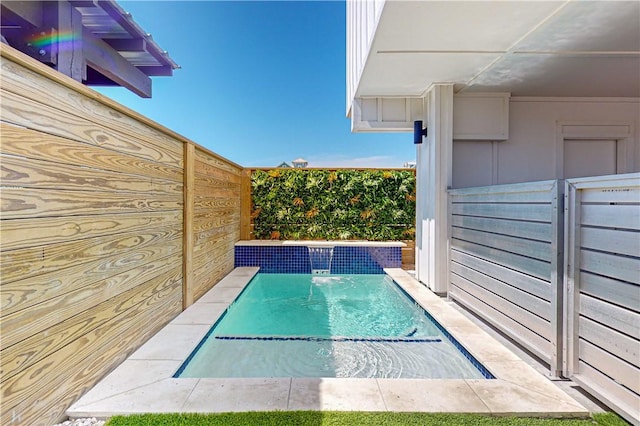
<box><xmin>170</xmin><ymin>302</ymin><xmax>227</xmax><ymax>325</ymax></box>
<box><xmin>183</xmin><ymin>378</ymin><xmax>290</xmax><ymax>412</ymax></box>
<box><xmin>288</xmin><ymin>378</ymin><xmax>387</xmax><ymax>411</ymax></box>
<box><xmin>128</xmin><ymin>324</ymin><xmax>209</xmax><ymax>360</ymax></box>
<box><xmin>377</xmin><ymin>379</ymin><xmax>490</xmax><ymax>413</ymax></box>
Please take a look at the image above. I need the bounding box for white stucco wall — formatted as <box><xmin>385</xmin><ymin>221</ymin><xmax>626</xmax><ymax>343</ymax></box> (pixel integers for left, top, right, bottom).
<box><xmin>452</xmin><ymin>98</ymin><xmax>640</xmax><ymax>188</ymax></box>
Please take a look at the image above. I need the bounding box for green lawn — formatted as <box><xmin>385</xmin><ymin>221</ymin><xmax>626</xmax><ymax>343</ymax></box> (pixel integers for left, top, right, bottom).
<box><xmin>106</xmin><ymin>412</ymin><xmax>628</xmax><ymax>426</ymax></box>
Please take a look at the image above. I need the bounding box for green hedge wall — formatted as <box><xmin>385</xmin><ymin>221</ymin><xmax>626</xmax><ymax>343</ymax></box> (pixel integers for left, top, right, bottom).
<box><xmin>251</xmin><ymin>169</ymin><xmax>416</xmax><ymax>241</ymax></box>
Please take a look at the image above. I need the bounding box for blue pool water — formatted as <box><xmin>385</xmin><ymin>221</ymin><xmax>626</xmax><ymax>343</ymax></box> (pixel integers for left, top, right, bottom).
<box><xmin>176</xmin><ymin>274</ymin><xmax>492</xmax><ymax>379</ymax></box>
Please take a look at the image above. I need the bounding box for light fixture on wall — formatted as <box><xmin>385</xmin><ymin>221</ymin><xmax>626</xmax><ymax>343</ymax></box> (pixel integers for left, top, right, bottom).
<box><xmin>414</xmin><ymin>120</ymin><xmax>427</xmax><ymax>144</ymax></box>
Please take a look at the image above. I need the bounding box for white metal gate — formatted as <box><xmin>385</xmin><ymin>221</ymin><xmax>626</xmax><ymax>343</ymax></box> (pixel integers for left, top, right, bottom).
<box><xmin>564</xmin><ymin>173</ymin><xmax>640</xmax><ymax>425</ymax></box>
<box><xmin>448</xmin><ymin>180</ymin><xmax>564</xmax><ymax>375</ymax></box>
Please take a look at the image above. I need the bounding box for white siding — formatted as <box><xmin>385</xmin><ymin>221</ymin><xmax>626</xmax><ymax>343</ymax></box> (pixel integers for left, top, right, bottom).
<box><xmin>453</xmin><ymin>98</ymin><xmax>640</xmax><ymax>188</ymax></box>
<box><xmin>346</xmin><ymin>0</ymin><xmax>386</xmax><ymax>115</ymax></box>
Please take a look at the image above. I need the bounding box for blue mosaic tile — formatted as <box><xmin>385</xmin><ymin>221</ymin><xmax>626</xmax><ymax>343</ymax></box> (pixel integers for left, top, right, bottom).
<box><xmin>235</xmin><ymin>246</ymin><xmax>310</xmax><ymax>273</ymax></box>
<box><xmin>214</xmin><ymin>336</ymin><xmax>442</xmax><ymax>343</ymax></box>
<box><xmin>234</xmin><ymin>245</ymin><xmax>402</xmax><ymax>274</ymax></box>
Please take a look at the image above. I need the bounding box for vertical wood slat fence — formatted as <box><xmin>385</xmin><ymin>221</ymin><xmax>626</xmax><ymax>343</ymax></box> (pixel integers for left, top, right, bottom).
<box><xmin>448</xmin><ymin>181</ymin><xmax>564</xmax><ymax>376</ymax></box>
<box><xmin>564</xmin><ymin>173</ymin><xmax>640</xmax><ymax>425</ymax></box>
<box><xmin>0</xmin><ymin>45</ymin><xmax>242</xmax><ymax>425</ymax></box>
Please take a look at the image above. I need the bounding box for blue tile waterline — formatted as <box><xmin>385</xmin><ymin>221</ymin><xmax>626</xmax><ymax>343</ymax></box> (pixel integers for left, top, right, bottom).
<box><xmin>214</xmin><ymin>336</ymin><xmax>443</xmax><ymax>343</ymax></box>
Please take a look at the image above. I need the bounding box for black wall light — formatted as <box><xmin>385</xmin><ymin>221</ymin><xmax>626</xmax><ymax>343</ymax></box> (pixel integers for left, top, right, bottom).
<box><xmin>414</xmin><ymin>120</ymin><xmax>427</xmax><ymax>144</ymax></box>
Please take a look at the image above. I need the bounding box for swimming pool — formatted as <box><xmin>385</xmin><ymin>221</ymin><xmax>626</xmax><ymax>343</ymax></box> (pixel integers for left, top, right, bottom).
<box><xmin>175</xmin><ymin>274</ymin><xmax>493</xmax><ymax>379</ymax></box>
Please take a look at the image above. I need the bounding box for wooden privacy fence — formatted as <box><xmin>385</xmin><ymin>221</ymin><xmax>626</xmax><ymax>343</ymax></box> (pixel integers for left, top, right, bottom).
<box><xmin>448</xmin><ymin>181</ymin><xmax>564</xmax><ymax>376</ymax></box>
<box><xmin>0</xmin><ymin>45</ymin><xmax>242</xmax><ymax>425</ymax></box>
<box><xmin>564</xmin><ymin>173</ymin><xmax>640</xmax><ymax>425</ymax></box>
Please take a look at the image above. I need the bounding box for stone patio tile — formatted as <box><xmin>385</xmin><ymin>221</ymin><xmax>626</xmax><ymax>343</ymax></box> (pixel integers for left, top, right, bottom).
<box><xmin>483</xmin><ymin>360</ymin><xmax>584</xmax><ymax>402</ymax></box>
<box><xmin>67</xmin><ymin>379</ymin><xmax>199</xmax><ymax>418</ymax></box>
<box><xmin>129</xmin><ymin>324</ymin><xmax>209</xmax><ymax>360</ymax></box>
<box><xmin>170</xmin><ymin>302</ymin><xmax>227</xmax><ymax>325</ymax></box>
<box><xmin>466</xmin><ymin>380</ymin><xmax>589</xmax><ymax>417</ymax></box>
<box><xmin>377</xmin><ymin>379</ymin><xmax>490</xmax><ymax>413</ymax></box>
<box><xmin>182</xmin><ymin>378</ymin><xmax>290</xmax><ymax>412</ymax></box>
<box><xmin>68</xmin><ymin>360</ymin><xmax>180</xmax><ymax>406</ymax></box>
<box><xmin>197</xmin><ymin>286</ymin><xmax>244</xmax><ymax>304</ymax></box>
<box><xmin>422</xmin><ymin>304</ymin><xmax>482</xmax><ymax>329</ymax></box>
<box><xmin>288</xmin><ymin>378</ymin><xmax>386</xmax><ymax>411</ymax></box>
<box><xmin>447</xmin><ymin>332</ymin><xmax>523</xmax><ymax>363</ymax></box>
<box><xmin>228</xmin><ymin>266</ymin><xmax>260</xmax><ymax>278</ymax></box>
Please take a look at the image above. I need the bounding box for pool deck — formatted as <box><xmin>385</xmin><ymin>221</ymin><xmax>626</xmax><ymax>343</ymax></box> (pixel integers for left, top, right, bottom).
<box><xmin>67</xmin><ymin>267</ymin><xmax>589</xmax><ymax>419</ymax></box>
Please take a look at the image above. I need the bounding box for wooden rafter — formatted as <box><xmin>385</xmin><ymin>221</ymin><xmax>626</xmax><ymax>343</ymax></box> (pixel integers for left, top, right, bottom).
<box><xmin>0</xmin><ymin>0</ymin><xmax>176</xmax><ymax>98</ymax></box>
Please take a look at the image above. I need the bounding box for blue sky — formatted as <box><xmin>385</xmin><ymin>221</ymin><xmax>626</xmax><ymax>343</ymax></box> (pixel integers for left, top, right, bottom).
<box><xmin>95</xmin><ymin>1</ymin><xmax>416</xmax><ymax>168</ymax></box>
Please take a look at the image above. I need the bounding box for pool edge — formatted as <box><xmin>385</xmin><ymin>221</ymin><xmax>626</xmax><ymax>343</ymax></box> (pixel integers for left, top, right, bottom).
<box><xmin>67</xmin><ymin>267</ymin><xmax>589</xmax><ymax>419</ymax></box>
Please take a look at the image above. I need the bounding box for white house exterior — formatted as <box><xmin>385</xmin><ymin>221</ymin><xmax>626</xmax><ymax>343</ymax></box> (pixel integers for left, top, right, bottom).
<box><xmin>347</xmin><ymin>1</ymin><xmax>639</xmax><ymax>423</ymax></box>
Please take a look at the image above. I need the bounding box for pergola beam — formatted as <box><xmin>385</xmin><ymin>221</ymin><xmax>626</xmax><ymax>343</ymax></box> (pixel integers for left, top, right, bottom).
<box><xmin>44</xmin><ymin>1</ymin><xmax>84</xmax><ymax>81</ymax></box>
<box><xmin>82</xmin><ymin>27</ymin><xmax>152</xmax><ymax>98</ymax></box>
<box><xmin>1</xmin><ymin>0</ymin><xmax>174</xmax><ymax>98</ymax></box>
<box><xmin>103</xmin><ymin>38</ymin><xmax>146</xmax><ymax>52</ymax></box>
<box><xmin>1</xmin><ymin>1</ymin><xmax>43</xmax><ymax>28</ymax></box>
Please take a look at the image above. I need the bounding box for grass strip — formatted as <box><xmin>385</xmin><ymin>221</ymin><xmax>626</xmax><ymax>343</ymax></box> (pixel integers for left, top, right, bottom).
<box><xmin>106</xmin><ymin>411</ymin><xmax>627</xmax><ymax>426</ymax></box>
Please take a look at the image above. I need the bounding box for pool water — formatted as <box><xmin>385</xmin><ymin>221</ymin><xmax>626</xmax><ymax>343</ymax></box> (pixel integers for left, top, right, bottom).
<box><xmin>176</xmin><ymin>274</ymin><xmax>490</xmax><ymax>379</ymax></box>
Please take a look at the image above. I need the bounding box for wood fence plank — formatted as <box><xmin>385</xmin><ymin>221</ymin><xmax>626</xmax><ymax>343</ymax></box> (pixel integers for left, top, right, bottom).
<box><xmin>1</xmin><ymin>267</ymin><xmax>180</xmax><ymax>382</ymax></box>
<box><xmin>194</xmin><ymin>160</ymin><xmax>242</xmax><ymax>182</ymax></box>
<box><xmin>194</xmin><ymin>148</ymin><xmax>242</xmax><ymax>176</ymax></box>
<box><xmin>1</xmin><ymin>188</ymin><xmax>182</xmax><ymax>219</ymax></box>
<box><xmin>1</xmin><ymin>89</ymin><xmax>182</xmax><ymax>166</ymax></box>
<box><xmin>1</xmin><ymin>57</ymin><xmax>184</xmax><ymax>161</ymax></box>
<box><xmin>0</xmin><ymin>253</ymin><xmax>182</xmax><ymax>349</ymax></box>
<box><xmin>0</xmin><ymin>211</ymin><xmax>181</xmax><ymax>251</ymax></box>
<box><xmin>1</xmin><ymin>281</ymin><xmax>181</xmax><ymax>425</ymax></box>
<box><xmin>0</xmin><ymin>124</ymin><xmax>183</xmax><ymax>182</ymax></box>
<box><xmin>194</xmin><ymin>196</ymin><xmax>241</xmax><ymax>210</ymax></box>
<box><xmin>1</xmin><ymin>234</ymin><xmax>181</xmax><ymax>316</ymax></box>
<box><xmin>0</xmin><ymin>154</ymin><xmax>182</xmax><ymax>194</ymax></box>
<box><xmin>1</xmin><ymin>227</ymin><xmax>181</xmax><ymax>284</ymax></box>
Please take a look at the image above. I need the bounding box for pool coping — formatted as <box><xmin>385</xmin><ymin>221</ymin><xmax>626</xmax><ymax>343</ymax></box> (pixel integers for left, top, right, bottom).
<box><xmin>66</xmin><ymin>267</ymin><xmax>589</xmax><ymax>419</ymax></box>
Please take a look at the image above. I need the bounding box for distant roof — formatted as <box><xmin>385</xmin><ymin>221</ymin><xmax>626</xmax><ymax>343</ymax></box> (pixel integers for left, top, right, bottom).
<box><xmin>277</xmin><ymin>161</ymin><xmax>292</xmax><ymax>168</ymax></box>
<box><xmin>1</xmin><ymin>0</ymin><xmax>180</xmax><ymax>98</ymax></box>
<box><xmin>292</xmin><ymin>158</ymin><xmax>307</xmax><ymax>163</ymax></box>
